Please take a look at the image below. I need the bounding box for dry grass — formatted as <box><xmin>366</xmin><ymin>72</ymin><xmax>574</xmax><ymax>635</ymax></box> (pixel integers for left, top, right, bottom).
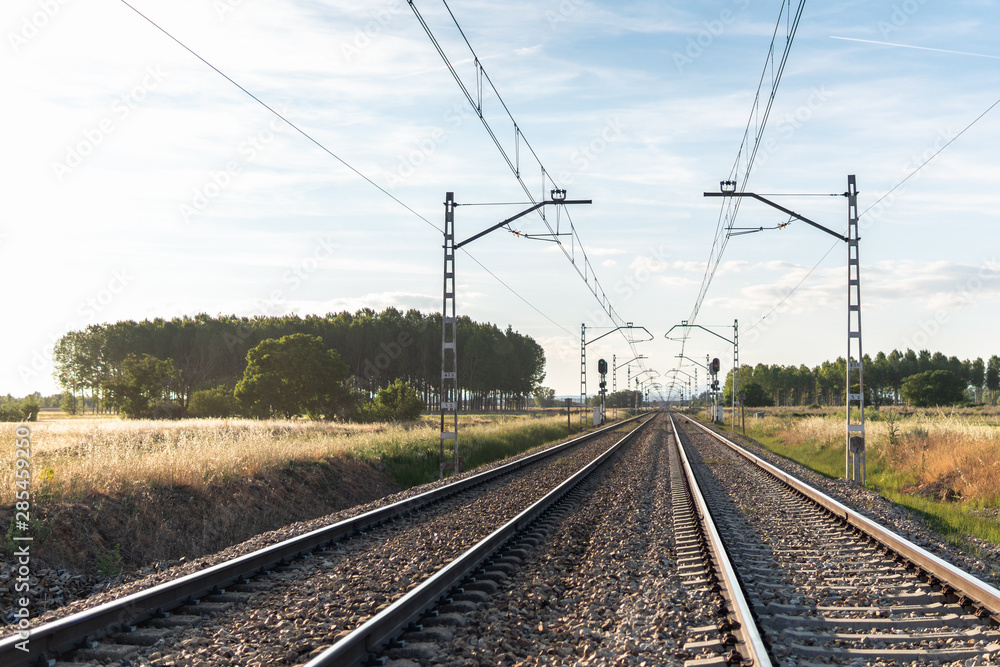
<box><xmin>1</xmin><ymin>415</ymin><xmax>564</xmax><ymax>503</ymax></box>
<box><xmin>747</xmin><ymin>409</ymin><xmax>1000</xmax><ymax>505</ymax></box>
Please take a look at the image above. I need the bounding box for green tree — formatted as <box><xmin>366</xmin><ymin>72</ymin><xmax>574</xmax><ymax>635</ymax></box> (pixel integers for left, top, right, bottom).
<box><xmin>533</xmin><ymin>386</ymin><xmax>557</xmax><ymax>408</ymax></box>
<box><xmin>188</xmin><ymin>386</ymin><xmax>238</xmax><ymax>418</ymax></box>
<box><xmin>741</xmin><ymin>381</ymin><xmax>774</xmax><ymax>408</ymax></box>
<box><xmin>372</xmin><ymin>379</ymin><xmax>425</xmax><ymax>421</ymax></box>
<box><xmin>987</xmin><ymin>356</ymin><xmax>1000</xmax><ymax>405</ymax></box>
<box><xmin>235</xmin><ymin>334</ymin><xmax>350</xmax><ymax>419</ymax></box>
<box><xmin>970</xmin><ymin>358</ymin><xmax>985</xmax><ymax>403</ymax></box>
<box><xmin>900</xmin><ymin>370</ymin><xmax>967</xmax><ymax>407</ymax></box>
<box><xmin>59</xmin><ymin>392</ymin><xmax>78</xmax><ymax>415</ymax></box>
<box><xmin>102</xmin><ymin>354</ymin><xmax>179</xmax><ymax>419</ymax></box>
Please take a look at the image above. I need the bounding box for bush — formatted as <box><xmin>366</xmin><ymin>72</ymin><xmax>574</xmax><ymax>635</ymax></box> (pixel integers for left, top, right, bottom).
<box><xmin>374</xmin><ymin>380</ymin><xmax>424</xmax><ymax>421</ymax></box>
<box><xmin>21</xmin><ymin>399</ymin><xmax>40</xmax><ymax>422</ymax></box>
<box><xmin>0</xmin><ymin>398</ymin><xmax>40</xmax><ymax>422</ymax></box>
<box><xmin>188</xmin><ymin>386</ymin><xmax>238</xmax><ymax>418</ymax></box>
<box><xmin>150</xmin><ymin>400</ymin><xmax>184</xmax><ymax>420</ymax></box>
<box><xmin>346</xmin><ymin>380</ymin><xmax>425</xmax><ymax>423</ymax></box>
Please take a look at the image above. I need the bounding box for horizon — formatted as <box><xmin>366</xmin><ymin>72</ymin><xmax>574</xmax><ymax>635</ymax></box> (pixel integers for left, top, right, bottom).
<box><xmin>5</xmin><ymin>1</ymin><xmax>999</xmax><ymax>400</ymax></box>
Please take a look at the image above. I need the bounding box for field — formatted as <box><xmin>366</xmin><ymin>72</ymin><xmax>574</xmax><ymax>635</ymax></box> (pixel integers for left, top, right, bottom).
<box><xmin>2</xmin><ymin>411</ymin><xmax>593</xmax><ymax>505</ymax></box>
<box><xmin>725</xmin><ymin>405</ymin><xmax>1000</xmax><ymax>546</ymax></box>
<box><xmin>1</xmin><ymin>411</ymin><xmax>610</xmax><ymax>573</ymax></box>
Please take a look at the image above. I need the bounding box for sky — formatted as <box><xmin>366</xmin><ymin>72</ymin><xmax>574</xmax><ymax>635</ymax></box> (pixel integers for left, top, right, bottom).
<box><xmin>4</xmin><ymin>0</ymin><xmax>1000</xmax><ymax>401</ymax></box>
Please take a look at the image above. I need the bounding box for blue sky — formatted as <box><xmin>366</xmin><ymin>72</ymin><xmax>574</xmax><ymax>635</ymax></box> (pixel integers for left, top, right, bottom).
<box><xmin>4</xmin><ymin>0</ymin><xmax>999</xmax><ymax>400</ymax></box>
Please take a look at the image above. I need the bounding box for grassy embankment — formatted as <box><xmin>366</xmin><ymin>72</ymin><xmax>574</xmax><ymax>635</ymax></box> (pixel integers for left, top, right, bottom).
<box><xmin>0</xmin><ymin>412</ymin><xmax>607</xmax><ymax>572</ymax></box>
<box><xmin>2</xmin><ymin>412</ymin><xmax>594</xmax><ymax>505</ymax></box>
<box><xmin>728</xmin><ymin>406</ymin><xmax>1000</xmax><ymax>548</ymax></box>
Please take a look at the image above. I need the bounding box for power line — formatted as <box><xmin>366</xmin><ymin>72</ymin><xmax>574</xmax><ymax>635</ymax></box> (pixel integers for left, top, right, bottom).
<box><xmin>862</xmin><ymin>94</ymin><xmax>1000</xmax><ymax>216</ymax></box>
<box><xmin>461</xmin><ymin>250</ymin><xmax>576</xmax><ymax>337</ymax></box>
<box><xmin>118</xmin><ymin>0</ymin><xmax>437</xmax><ymax>236</ymax></box>
<box><xmin>117</xmin><ymin>0</ymin><xmax>575</xmax><ymax>339</ymax></box>
<box><xmin>745</xmin><ymin>91</ymin><xmax>1000</xmax><ymax>333</ymax></box>
<box><xmin>675</xmin><ymin>0</ymin><xmax>807</xmax><ymax>385</ymax></box>
<box><xmin>407</xmin><ymin>0</ymin><xmax>636</xmax><ymax>340</ymax></box>
<box><xmin>688</xmin><ymin>0</ymin><xmax>807</xmax><ymax>328</ymax></box>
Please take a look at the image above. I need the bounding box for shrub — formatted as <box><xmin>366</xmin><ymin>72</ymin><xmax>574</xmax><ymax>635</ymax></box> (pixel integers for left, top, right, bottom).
<box><xmin>346</xmin><ymin>380</ymin><xmax>425</xmax><ymax>423</ymax></box>
<box><xmin>21</xmin><ymin>399</ymin><xmax>40</xmax><ymax>422</ymax></box>
<box><xmin>188</xmin><ymin>386</ymin><xmax>238</xmax><ymax>418</ymax></box>
<box><xmin>150</xmin><ymin>400</ymin><xmax>184</xmax><ymax>420</ymax></box>
<box><xmin>0</xmin><ymin>398</ymin><xmax>40</xmax><ymax>422</ymax></box>
<box><xmin>373</xmin><ymin>379</ymin><xmax>424</xmax><ymax>421</ymax></box>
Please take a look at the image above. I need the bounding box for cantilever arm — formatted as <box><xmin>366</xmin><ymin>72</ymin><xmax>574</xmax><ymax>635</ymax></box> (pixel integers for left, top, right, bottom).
<box><xmin>704</xmin><ymin>191</ymin><xmax>848</xmax><ymax>243</ymax></box>
<box><xmin>664</xmin><ymin>323</ymin><xmax>733</xmax><ymax>346</ymax></box>
<box><xmin>455</xmin><ymin>199</ymin><xmax>592</xmax><ymax>249</ymax></box>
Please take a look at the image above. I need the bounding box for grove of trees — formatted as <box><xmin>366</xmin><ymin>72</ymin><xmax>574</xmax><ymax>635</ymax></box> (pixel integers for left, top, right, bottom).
<box><xmin>52</xmin><ymin>309</ymin><xmax>547</xmax><ymax>419</ymax></box>
<box><xmin>721</xmin><ymin>349</ymin><xmax>1000</xmax><ymax>408</ymax></box>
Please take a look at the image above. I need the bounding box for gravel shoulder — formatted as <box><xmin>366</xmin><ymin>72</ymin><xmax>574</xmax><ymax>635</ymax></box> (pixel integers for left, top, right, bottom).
<box><xmin>687</xmin><ymin>415</ymin><xmax>1000</xmax><ymax>587</ymax></box>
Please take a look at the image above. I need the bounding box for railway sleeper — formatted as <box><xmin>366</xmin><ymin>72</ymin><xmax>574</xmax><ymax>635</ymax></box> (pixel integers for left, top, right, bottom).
<box><xmin>780</xmin><ymin>641</ymin><xmax>1000</xmax><ymax>662</ymax></box>
<box><xmin>763</xmin><ymin>610</ymin><xmax>985</xmax><ymax>631</ymax></box>
<box><xmin>758</xmin><ymin>600</ymin><xmax>957</xmax><ymax>616</ymax></box>
<box><xmin>780</xmin><ymin>626</ymin><xmax>1000</xmax><ymax>646</ymax></box>
<box><xmin>62</xmin><ymin>642</ymin><xmax>142</xmax><ymax>664</ymax></box>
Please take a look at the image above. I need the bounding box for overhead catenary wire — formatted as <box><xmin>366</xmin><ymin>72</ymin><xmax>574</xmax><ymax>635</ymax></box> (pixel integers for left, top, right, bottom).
<box><xmin>665</xmin><ymin>0</ymin><xmax>807</xmax><ymax>402</ymax></box>
<box><xmin>117</xmin><ymin>0</ymin><xmax>577</xmax><ymax>339</ymax></box>
<box><xmin>407</xmin><ymin>0</ymin><xmax>647</xmax><ymax>368</ymax></box>
<box><xmin>688</xmin><ymin>0</ymin><xmax>807</xmax><ymax>328</ymax></box>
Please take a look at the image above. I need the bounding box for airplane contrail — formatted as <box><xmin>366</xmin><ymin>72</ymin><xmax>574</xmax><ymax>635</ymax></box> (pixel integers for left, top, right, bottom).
<box><xmin>830</xmin><ymin>36</ymin><xmax>1000</xmax><ymax>60</ymax></box>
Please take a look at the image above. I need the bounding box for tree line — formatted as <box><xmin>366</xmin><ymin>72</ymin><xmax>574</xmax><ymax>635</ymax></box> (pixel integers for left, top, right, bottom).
<box><xmin>52</xmin><ymin>309</ymin><xmax>546</xmax><ymax>418</ymax></box>
<box><xmin>720</xmin><ymin>349</ymin><xmax>1000</xmax><ymax>408</ymax></box>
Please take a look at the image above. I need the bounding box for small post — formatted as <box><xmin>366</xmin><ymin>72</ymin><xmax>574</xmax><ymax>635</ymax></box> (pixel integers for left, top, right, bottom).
<box><xmin>566</xmin><ymin>397</ymin><xmax>571</xmax><ymax>436</ymax></box>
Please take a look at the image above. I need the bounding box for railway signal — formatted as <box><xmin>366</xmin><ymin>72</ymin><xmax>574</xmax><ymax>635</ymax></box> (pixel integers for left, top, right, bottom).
<box><xmin>597</xmin><ymin>358</ymin><xmax>607</xmax><ymax>425</ymax></box>
<box><xmin>665</xmin><ymin>321</ymin><xmax>740</xmax><ymax>432</ymax></box>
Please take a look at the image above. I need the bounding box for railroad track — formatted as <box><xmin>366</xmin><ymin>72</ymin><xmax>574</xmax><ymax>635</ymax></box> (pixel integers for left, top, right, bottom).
<box><xmin>671</xmin><ymin>412</ymin><xmax>1000</xmax><ymax>665</ymax></box>
<box><xmin>319</xmin><ymin>411</ymin><xmax>764</xmax><ymax>666</ymax></box>
<box><xmin>10</xmin><ymin>412</ymin><xmax>999</xmax><ymax>666</ymax></box>
<box><xmin>0</xmin><ymin>415</ymin><xmax>651</xmax><ymax>667</ymax></box>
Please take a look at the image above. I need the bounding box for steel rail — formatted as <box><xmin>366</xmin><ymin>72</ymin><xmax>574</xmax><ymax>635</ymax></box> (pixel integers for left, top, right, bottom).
<box><xmin>677</xmin><ymin>413</ymin><xmax>1000</xmax><ymax>622</ymax></box>
<box><xmin>0</xmin><ymin>414</ymin><xmax>646</xmax><ymax>667</ymax></box>
<box><xmin>304</xmin><ymin>414</ymin><xmax>658</xmax><ymax>666</ymax></box>
<box><xmin>668</xmin><ymin>413</ymin><xmax>773</xmax><ymax>666</ymax></box>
